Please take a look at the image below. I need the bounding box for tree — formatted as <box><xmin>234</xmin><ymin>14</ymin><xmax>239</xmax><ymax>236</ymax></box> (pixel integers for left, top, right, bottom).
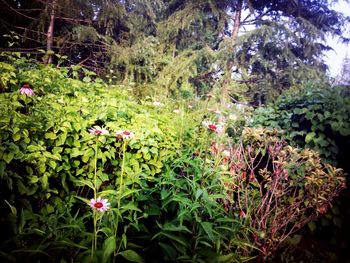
<box><xmin>335</xmin><ymin>54</ymin><xmax>350</xmax><ymax>86</ymax></box>
<box><xmin>144</xmin><ymin>0</ymin><xmax>348</xmax><ymax>103</ymax></box>
<box><xmin>0</xmin><ymin>0</ymin><xmax>348</xmax><ymax>103</ymax></box>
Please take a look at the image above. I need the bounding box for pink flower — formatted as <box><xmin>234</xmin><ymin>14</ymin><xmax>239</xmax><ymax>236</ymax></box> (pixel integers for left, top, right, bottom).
<box><xmin>202</xmin><ymin>120</ymin><xmax>224</xmax><ymax>134</ymax></box>
<box><xmin>20</xmin><ymin>84</ymin><xmax>34</xmax><ymax>96</ymax></box>
<box><xmin>89</xmin><ymin>197</ymin><xmax>110</xmax><ymax>212</ymax></box>
<box><xmin>88</xmin><ymin>127</ymin><xmax>109</xmax><ymax>135</ymax></box>
<box><xmin>116</xmin><ymin>130</ymin><xmax>134</xmax><ymax>140</ymax></box>
<box><xmin>188</xmin><ymin>104</ymin><xmax>193</xmax><ymax>109</ymax></box>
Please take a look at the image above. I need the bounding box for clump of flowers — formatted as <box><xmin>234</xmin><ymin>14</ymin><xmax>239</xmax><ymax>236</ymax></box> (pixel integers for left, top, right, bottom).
<box><xmin>89</xmin><ymin>197</ymin><xmax>110</xmax><ymax>212</ymax></box>
<box><xmin>20</xmin><ymin>83</ymin><xmax>34</xmax><ymax>96</ymax></box>
<box><xmin>116</xmin><ymin>130</ymin><xmax>134</xmax><ymax>140</ymax></box>
<box><xmin>202</xmin><ymin>120</ymin><xmax>224</xmax><ymax>134</ymax></box>
<box><xmin>88</xmin><ymin>127</ymin><xmax>109</xmax><ymax>135</ymax></box>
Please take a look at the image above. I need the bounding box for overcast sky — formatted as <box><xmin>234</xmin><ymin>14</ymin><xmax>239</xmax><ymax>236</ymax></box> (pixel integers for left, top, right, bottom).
<box><xmin>325</xmin><ymin>0</ymin><xmax>350</xmax><ymax>77</ymax></box>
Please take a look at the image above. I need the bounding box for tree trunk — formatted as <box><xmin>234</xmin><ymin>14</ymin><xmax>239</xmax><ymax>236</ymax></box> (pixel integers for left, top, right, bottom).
<box><xmin>45</xmin><ymin>0</ymin><xmax>57</xmax><ymax>64</ymax></box>
<box><xmin>232</xmin><ymin>0</ymin><xmax>243</xmax><ymax>44</ymax></box>
<box><xmin>220</xmin><ymin>0</ymin><xmax>243</xmax><ymax>108</ymax></box>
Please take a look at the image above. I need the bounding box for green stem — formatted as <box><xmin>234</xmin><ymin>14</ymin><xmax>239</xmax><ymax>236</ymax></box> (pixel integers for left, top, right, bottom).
<box><xmin>214</xmin><ymin>133</ymin><xmax>224</xmax><ymax>168</ymax></box>
<box><xmin>94</xmin><ymin>139</ymin><xmax>98</xmax><ymax>199</ymax></box>
<box><xmin>114</xmin><ymin>140</ymin><xmax>127</xmax><ymax>261</ymax></box>
<box><xmin>91</xmin><ymin>138</ymin><xmax>99</xmax><ymax>261</ymax></box>
<box><xmin>202</xmin><ymin>131</ymin><xmax>210</xmax><ymax>180</ymax></box>
<box><xmin>117</xmin><ymin>140</ymin><xmax>127</xmax><ymax>209</ymax></box>
<box><xmin>91</xmin><ymin>211</ymin><xmax>97</xmax><ymax>262</ymax></box>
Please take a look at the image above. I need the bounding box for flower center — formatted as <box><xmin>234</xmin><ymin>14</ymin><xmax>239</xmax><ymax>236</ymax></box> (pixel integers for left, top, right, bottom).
<box><xmin>208</xmin><ymin>124</ymin><xmax>217</xmax><ymax>130</ymax></box>
<box><xmin>95</xmin><ymin>130</ymin><xmax>102</xmax><ymax>135</ymax></box>
<box><xmin>123</xmin><ymin>131</ymin><xmax>130</xmax><ymax>135</ymax></box>
<box><xmin>94</xmin><ymin>202</ymin><xmax>103</xmax><ymax>208</ymax></box>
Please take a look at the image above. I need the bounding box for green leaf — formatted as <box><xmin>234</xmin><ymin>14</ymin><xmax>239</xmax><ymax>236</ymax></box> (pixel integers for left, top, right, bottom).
<box><xmin>45</xmin><ymin>132</ymin><xmax>57</xmax><ymax>140</ymax></box>
<box><xmin>200</xmin><ymin>221</ymin><xmax>215</xmax><ymax>241</ymax></box>
<box><xmin>103</xmin><ymin>236</ymin><xmax>116</xmax><ymax>262</ymax></box>
<box><xmin>4</xmin><ymin>200</ymin><xmax>17</xmax><ymax>215</ymax></box>
<box><xmin>195</xmin><ymin>189</ymin><xmax>203</xmax><ymax>200</ymax></box>
<box><xmin>119</xmin><ymin>250</ymin><xmax>144</xmax><ymax>263</ymax></box>
<box><xmin>27</xmin><ymin>145</ymin><xmax>38</xmax><ymax>152</ymax></box>
<box><xmin>121</xmin><ymin>203</ymin><xmax>142</xmax><ymax>212</ymax></box>
<box><xmin>152</xmin><ymin>232</ymin><xmax>188</xmax><ymax>247</ymax></box>
<box><xmin>48</xmin><ymin>160</ymin><xmax>57</xmax><ymax>169</ymax></box>
<box><xmin>56</xmin><ymin>133</ymin><xmax>67</xmax><ymax>146</ymax></box>
<box><xmin>72</xmin><ymin>179</ymin><xmax>94</xmax><ymax>190</ymax></box>
<box><xmin>158</xmin><ymin>242</ymin><xmax>177</xmax><ymax>260</ymax></box>
<box><xmin>305</xmin><ymin>132</ymin><xmax>316</xmax><ymax>143</ymax></box>
<box><xmin>12</xmin><ymin>132</ymin><xmax>21</xmax><ymax>142</ymax></box>
<box><xmin>3</xmin><ymin>152</ymin><xmax>14</xmax><ymax>164</ymax></box>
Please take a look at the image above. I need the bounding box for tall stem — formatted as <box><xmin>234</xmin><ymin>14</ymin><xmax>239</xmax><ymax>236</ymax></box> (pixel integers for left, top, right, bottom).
<box><xmin>117</xmin><ymin>140</ymin><xmax>127</xmax><ymax>209</ymax></box>
<box><xmin>113</xmin><ymin>140</ymin><xmax>127</xmax><ymax>261</ymax></box>
<box><xmin>94</xmin><ymin>139</ymin><xmax>98</xmax><ymax>199</ymax></box>
<box><xmin>92</xmin><ymin>138</ymin><xmax>99</xmax><ymax>261</ymax></box>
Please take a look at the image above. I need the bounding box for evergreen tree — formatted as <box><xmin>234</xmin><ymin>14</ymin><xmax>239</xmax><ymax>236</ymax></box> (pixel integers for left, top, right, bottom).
<box><xmin>0</xmin><ymin>0</ymin><xmax>348</xmax><ymax>103</ymax></box>
<box><xmin>335</xmin><ymin>54</ymin><xmax>350</xmax><ymax>86</ymax></box>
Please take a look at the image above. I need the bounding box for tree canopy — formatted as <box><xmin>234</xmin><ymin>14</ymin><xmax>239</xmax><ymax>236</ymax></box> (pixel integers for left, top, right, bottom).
<box><xmin>0</xmin><ymin>0</ymin><xmax>349</xmax><ymax>104</ymax></box>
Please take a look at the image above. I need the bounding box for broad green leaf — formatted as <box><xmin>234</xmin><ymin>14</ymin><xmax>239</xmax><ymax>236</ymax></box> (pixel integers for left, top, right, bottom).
<box><xmin>305</xmin><ymin>132</ymin><xmax>316</xmax><ymax>143</ymax></box>
<box><xmin>121</xmin><ymin>203</ymin><xmax>142</xmax><ymax>212</ymax></box>
<box><xmin>3</xmin><ymin>152</ymin><xmax>14</xmax><ymax>164</ymax></box>
<box><xmin>45</xmin><ymin>132</ymin><xmax>57</xmax><ymax>140</ymax></box>
<box><xmin>103</xmin><ymin>236</ymin><xmax>116</xmax><ymax>262</ymax></box>
<box><xmin>119</xmin><ymin>249</ymin><xmax>144</xmax><ymax>263</ymax></box>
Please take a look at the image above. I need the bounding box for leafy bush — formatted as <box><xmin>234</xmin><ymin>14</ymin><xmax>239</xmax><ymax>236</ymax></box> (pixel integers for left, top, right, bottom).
<box><xmin>0</xmin><ymin>57</ymin><xmax>252</xmax><ymax>262</ymax></box>
<box><xmin>251</xmin><ymin>84</ymin><xmax>350</xmax><ymax>166</ymax></box>
<box><xmin>0</xmin><ymin>57</ymin><xmax>346</xmax><ymax>262</ymax></box>
<box><xmin>216</xmin><ymin>128</ymin><xmax>346</xmax><ymax>260</ymax></box>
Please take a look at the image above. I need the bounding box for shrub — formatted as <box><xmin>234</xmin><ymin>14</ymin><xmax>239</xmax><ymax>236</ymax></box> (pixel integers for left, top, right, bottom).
<box><xmin>251</xmin><ymin>84</ymin><xmax>350</xmax><ymax>167</ymax></box>
<box><xmin>216</xmin><ymin>128</ymin><xmax>346</xmax><ymax>260</ymax></box>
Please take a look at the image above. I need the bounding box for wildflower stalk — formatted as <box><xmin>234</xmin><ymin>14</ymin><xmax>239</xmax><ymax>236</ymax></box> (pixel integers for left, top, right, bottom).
<box><xmin>214</xmin><ymin>133</ymin><xmax>225</xmax><ymax>168</ymax></box>
<box><xmin>113</xmin><ymin>140</ymin><xmax>128</xmax><ymax>262</ymax></box>
<box><xmin>117</xmin><ymin>140</ymin><xmax>127</xmax><ymax>209</ymax></box>
<box><xmin>91</xmin><ymin>138</ymin><xmax>99</xmax><ymax>261</ymax></box>
<box><xmin>94</xmin><ymin>139</ymin><xmax>98</xmax><ymax>199</ymax></box>
<box><xmin>91</xmin><ymin>136</ymin><xmax>103</xmax><ymax>260</ymax></box>
<box><xmin>202</xmin><ymin>131</ymin><xmax>210</xmax><ymax>180</ymax></box>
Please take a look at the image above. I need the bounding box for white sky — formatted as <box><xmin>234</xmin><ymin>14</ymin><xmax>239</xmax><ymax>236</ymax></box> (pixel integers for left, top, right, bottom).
<box><xmin>325</xmin><ymin>0</ymin><xmax>350</xmax><ymax>76</ymax></box>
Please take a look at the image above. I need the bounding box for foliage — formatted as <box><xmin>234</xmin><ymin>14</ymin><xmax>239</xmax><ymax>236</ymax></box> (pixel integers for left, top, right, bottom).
<box><xmin>0</xmin><ymin>56</ymin><xmax>347</xmax><ymax>262</ymax></box>
<box><xmin>217</xmin><ymin>128</ymin><xmax>346</xmax><ymax>260</ymax></box>
<box><xmin>1</xmin><ymin>0</ymin><xmax>349</xmax><ymax>102</ymax></box>
<box><xmin>250</xmin><ymin>84</ymin><xmax>350</xmax><ymax>262</ymax></box>
<box><xmin>251</xmin><ymin>84</ymin><xmax>350</xmax><ymax>165</ymax></box>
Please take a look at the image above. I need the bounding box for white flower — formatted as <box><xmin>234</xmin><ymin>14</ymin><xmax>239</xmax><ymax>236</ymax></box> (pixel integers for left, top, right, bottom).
<box><xmin>173</xmin><ymin>109</ymin><xmax>180</xmax><ymax>114</ymax></box>
<box><xmin>188</xmin><ymin>104</ymin><xmax>193</xmax><ymax>109</ymax></box>
<box><xmin>88</xmin><ymin>127</ymin><xmax>109</xmax><ymax>135</ymax></box>
<box><xmin>229</xmin><ymin>114</ymin><xmax>238</xmax><ymax>121</ymax></box>
<box><xmin>89</xmin><ymin>197</ymin><xmax>110</xmax><ymax>212</ymax></box>
<box><xmin>153</xmin><ymin>101</ymin><xmax>163</xmax><ymax>107</ymax></box>
<box><xmin>116</xmin><ymin>130</ymin><xmax>134</xmax><ymax>140</ymax></box>
<box><xmin>222</xmin><ymin>150</ymin><xmax>231</xmax><ymax>157</ymax></box>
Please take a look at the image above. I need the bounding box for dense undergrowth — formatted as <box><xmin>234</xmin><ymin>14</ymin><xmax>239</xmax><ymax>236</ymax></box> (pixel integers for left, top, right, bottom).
<box><xmin>0</xmin><ymin>55</ymin><xmax>348</xmax><ymax>262</ymax></box>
